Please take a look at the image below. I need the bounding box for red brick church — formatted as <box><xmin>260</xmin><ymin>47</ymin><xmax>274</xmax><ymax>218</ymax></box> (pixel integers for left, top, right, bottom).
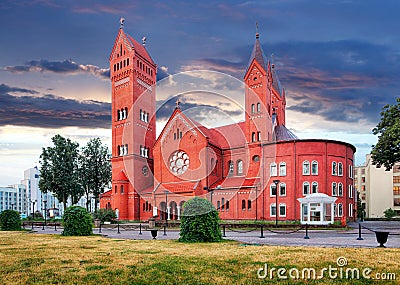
<box><xmin>100</xmin><ymin>22</ymin><xmax>357</xmax><ymax>224</ymax></box>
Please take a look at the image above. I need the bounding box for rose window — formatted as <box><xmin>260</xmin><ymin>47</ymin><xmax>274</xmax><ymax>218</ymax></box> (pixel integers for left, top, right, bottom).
<box><xmin>169</xmin><ymin>150</ymin><xmax>189</xmax><ymax>175</ymax></box>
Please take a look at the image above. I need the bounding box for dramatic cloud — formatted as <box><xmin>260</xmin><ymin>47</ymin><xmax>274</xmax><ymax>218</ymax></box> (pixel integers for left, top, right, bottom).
<box><xmin>0</xmin><ymin>83</ymin><xmax>111</xmax><ymax>129</ymax></box>
<box><xmin>4</xmin><ymin>59</ymin><xmax>110</xmax><ymax>79</ymax></box>
<box><xmin>182</xmin><ymin>39</ymin><xmax>400</xmax><ymax>128</ymax></box>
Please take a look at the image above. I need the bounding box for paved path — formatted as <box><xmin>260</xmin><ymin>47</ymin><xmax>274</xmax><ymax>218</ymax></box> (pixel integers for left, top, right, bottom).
<box><xmin>26</xmin><ymin>221</ymin><xmax>400</xmax><ymax>248</ymax></box>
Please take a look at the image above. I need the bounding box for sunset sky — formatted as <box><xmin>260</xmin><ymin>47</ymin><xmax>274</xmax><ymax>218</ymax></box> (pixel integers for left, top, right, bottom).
<box><xmin>1</xmin><ymin>0</ymin><xmax>399</xmax><ymax>186</ymax></box>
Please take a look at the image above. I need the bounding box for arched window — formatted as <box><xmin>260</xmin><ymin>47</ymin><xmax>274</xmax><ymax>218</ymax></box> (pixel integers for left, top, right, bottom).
<box><xmin>237</xmin><ymin>160</ymin><xmax>243</xmax><ymax>175</ymax></box>
<box><xmin>338</xmin><ymin>183</ymin><xmax>343</xmax><ymax>196</ymax></box>
<box><xmin>311</xmin><ymin>161</ymin><xmax>318</xmax><ymax>175</ymax></box>
<box><xmin>251</xmin><ymin>104</ymin><xmax>255</xmax><ymax>114</ymax></box>
<box><xmin>257</xmin><ymin>103</ymin><xmax>261</xmax><ymax>113</ymax></box>
<box><xmin>217</xmin><ymin>201</ymin><xmax>220</xmax><ymax>210</ymax></box>
<box><xmin>221</xmin><ymin>198</ymin><xmax>225</xmax><ymax>211</ymax></box>
<box><xmin>242</xmin><ymin>199</ymin><xmax>246</xmax><ymax>210</ymax></box>
<box><xmin>247</xmin><ymin>200</ymin><xmax>252</xmax><ymax>210</ymax></box>
<box><xmin>312</xmin><ymin>182</ymin><xmax>318</xmax><ymax>193</ymax></box>
<box><xmin>303</xmin><ymin>161</ymin><xmax>310</xmax><ymax>175</ymax></box>
<box><xmin>349</xmin><ymin>185</ymin><xmax>354</xmax><ymax>198</ymax></box>
<box><xmin>270</xmin><ymin>183</ymin><xmax>277</xmax><ymax>196</ymax></box>
<box><xmin>127</xmin><ymin>58</ymin><xmax>129</xmax><ymax>66</ymax></box>
<box><xmin>279</xmin><ymin>204</ymin><xmax>286</xmax><ymax>217</ymax></box>
<box><xmin>279</xmin><ymin>162</ymin><xmax>286</xmax><ymax>176</ymax></box>
<box><xmin>252</xmin><ymin>132</ymin><xmax>256</xmax><ymax>142</ymax></box>
<box><xmin>338</xmin><ymin>162</ymin><xmax>343</xmax><ymax>176</ymax></box>
<box><xmin>226</xmin><ymin>200</ymin><xmax>230</xmax><ymax>211</ymax></box>
<box><xmin>257</xmin><ymin>131</ymin><xmax>261</xmax><ymax>141</ymax></box>
<box><xmin>270</xmin><ymin>162</ymin><xmax>277</xmax><ymax>176</ymax></box>
<box><xmin>228</xmin><ymin>161</ymin><xmax>234</xmax><ymax>176</ymax></box>
<box><xmin>332</xmin><ymin>162</ymin><xmax>337</xmax><ymax>175</ymax></box>
<box><xmin>121</xmin><ymin>185</ymin><xmax>124</xmax><ymax>194</ymax></box>
<box><xmin>125</xmin><ymin>144</ymin><xmax>128</xmax><ymax>155</ymax></box>
<box><xmin>303</xmin><ymin>182</ymin><xmax>310</xmax><ymax>195</ymax></box>
<box><xmin>270</xmin><ymin>204</ymin><xmax>276</xmax><ymax>217</ymax></box>
<box><xmin>349</xmin><ymin>204</ymin><xmax>353</xmax><ymax>217</ymax></box>
<box><xmin>338</xmin><ymin>203</ymin><xmax>343</xmax><ymax>217</ymax></box>
<box><xmin>114</xmin><ymin>185</ymin><xmax>117</xmax><ymax>193</ymax></box>
<box><xmin>279</xmin><ymin>183</ymin><xmax>286</xmax><ymax>196</ymax></box>
<box><xmin>332</xmin><ymin>182</ymin><xmax>337</xmax><ymax>196</ymax></box>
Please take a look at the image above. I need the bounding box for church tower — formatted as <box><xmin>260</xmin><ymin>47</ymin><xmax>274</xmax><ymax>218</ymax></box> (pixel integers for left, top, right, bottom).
<box><xmin>109</xmin><ymin>19</ymin><xmax>157</xmax><ymax>220</ymax></box>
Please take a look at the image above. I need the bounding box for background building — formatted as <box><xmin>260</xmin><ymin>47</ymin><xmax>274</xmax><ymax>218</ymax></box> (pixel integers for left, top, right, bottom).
<box><xmin>355</xmin><ymin>154</ymin><xmax>400</xmax><ymax>218</ymax></box>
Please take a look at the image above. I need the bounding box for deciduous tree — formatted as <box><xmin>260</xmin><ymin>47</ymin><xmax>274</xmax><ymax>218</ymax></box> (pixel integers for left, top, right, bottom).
<box><xmin>371</xmin><ymin>97</ymin><xmax>400</xmax><ymax>170</ymax></box>
<box><xmin>79</xmin><ymin>138</ymin><xmax>111</xmax><ymax>211</ymax></box>
<box><xmin>39</xmin><ymin>135</ymin><xmax>82</xmax><ymax>211</ymax></box>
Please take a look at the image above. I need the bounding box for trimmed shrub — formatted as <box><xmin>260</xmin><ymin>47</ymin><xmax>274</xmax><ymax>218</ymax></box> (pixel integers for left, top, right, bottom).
<box><xmin>62</xmin><ymin>206</ymin><xmax>93</xmax><ymax>236</ymax></box>
<box><xmin>179</xmin><ymin>197</ymin><xmax>222</xmax><ymax>242</ymax></box>
<box><xmin>93</xmin><ymin>208</ymin><xmax>117</xmax><ymax>223</ymax></box>
<box><xmin>0</xmin><ymin>210</ymin><xmax>22</xmax><ymax>231</ymax></box>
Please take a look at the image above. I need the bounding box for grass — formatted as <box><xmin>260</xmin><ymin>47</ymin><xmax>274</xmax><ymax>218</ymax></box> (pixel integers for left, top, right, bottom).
<box><xmin>0</xmin><ymin>232</ymin><xmax>398</xmax><ymax>284</ymax></box>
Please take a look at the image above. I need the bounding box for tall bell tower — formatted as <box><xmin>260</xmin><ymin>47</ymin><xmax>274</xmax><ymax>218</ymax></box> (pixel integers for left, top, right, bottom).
<box><xmin>109</xmin><ymin>19</ymin><xmax>157</xmax><ymax>220</ymax></box>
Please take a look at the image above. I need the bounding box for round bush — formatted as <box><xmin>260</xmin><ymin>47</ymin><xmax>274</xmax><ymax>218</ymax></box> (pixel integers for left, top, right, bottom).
<box><xmin>62</xmin><ymin>206</ymin><xmax>93</xmax><ymax>236</ymax></box>
<box><xmin>0</xmin><ymin>210</ymin><xmax>21</xmax><ymax>231</ymax></box>
<box><xmin>179</xmin><ymin>197</ymin><xmax>222</xmax><ymax>242</ymax></box>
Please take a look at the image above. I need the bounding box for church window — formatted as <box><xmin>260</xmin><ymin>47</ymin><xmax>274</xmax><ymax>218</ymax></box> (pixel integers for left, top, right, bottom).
<box><xmin>217</xmin><ymin>201</ymin><xmax>220</xmax><ymax>210</ymax></box>
<box><xmin>137</xmin><ymin>60</ymin><xmax>139</xmax><ymax>67</ymax></box>
<box><xmin>312</xmin><ymin>161</ymin><xmax>318</xmax><ymax>175</ymax></box>
<box><xmin>279</xmin><ymin>162</ymin><xmax>286</xmax><ymax>176</ymax></box>
<box><xmin>120</xmin><ymin>44</ymin><xmax>122</xmax><ymax>56</ymax></box>
<box><xmin>251</xmin><ymin>104</ymin><xmax>255</xmax><ymax>114</ymax></box>
<box><xmin>338</xmin><ymin>162</ymin><xmax>343</xmax><ymax>176</ymax></box>
<box><xmin>270</xmin><ymin>162</ymin><xmax>277</xmax><ymax>176</ymax></box>
<box><xmin>332</xmin><ymin>162</ymin><xmax>337</xmax><ymax>176</ymax></box>
<box><xmin>279</xmin><ymin>204</ymin><xmax>286</xmax><ymax>217</ymax></box>
<box><xmin>121</xmin><ymin>185</ymin><xmax>124</xmax><ymax>194</ymax></box>
<box><xmin>221</xmin><ymin>198</ymin><xmax>225</xmax><ymax>211</ymax></box>
<box><xmin>303</xmin><ymin>161</ymin><xmax>310</xmax><ymax>175</ymax></box>
<box><xmin>303</xmin><ymin>182</ymin><xmax>310</xmax><ymax>195</ymax></box>
<box><xmin>312</xmin><ymin>182</ymin><xmax>318</xmax><ymax>193</ymax></box>
<box><xmin>115</xmin><ymin>185</ymin><xmax>117</xmax><ymax>194</ymax></box>
<box><xmin>257</xmin><ymin>131</ymin><xmax>261</xmax><ymax>141</ymax></box>
<box><xmin>338</xmin><ymin>203</ymin><xmax>343</xmax><ymax>217</ymax></box>
<box><xmin>242</xmin><ymin>199</ymin><xmax>246</xmax><ymax>211</ymax></box>
<box><xmin>237</xmin><ymin>160</ymin><xmax>243</xmax><ymax>175</ymax></box>
<box><xmin>270</xmin><ymin>204</ymin><xmax>276</xmax><ymax>217</ymax></box>
<box><xmin>252</xmin><ymin>132</ymin><xmax>256</xmax><ymax>142</ymax></box>
<box><xmin>270</xmin><ymin>183</ymin><xmax>277</xmax><ymax>196</ymax></box>
<box><xmin>253</xmin><ymin>155</ymin><xmax>260</xmax><ymax>162</ymax></box>
<box><xmin>127</xmin><ymin>58</ymin><xmax>129</xmax><ymax>66</ymax></box>
<box><xmin>228</xmin><ymin>161</ymin><xmax>234</xmax><ymax>176</ymax></box>
<box><xmin>114</xmin><ymin>64</ymin><xmax>116</xmax><ymax>72</ymax></box>
<box><xmin>226</xmin><ymin>200</ymin><xmax>229</xmax><ymax>211</ymax></box>
<box><xmin>247</xmin><ymin>200</ymin><xmax>252</xmax><ymax>210</ymax></box>
<box><xmin>332</xmin><ymin>182</ymin><xmax>337</xmax><ymax>196</ymax></box>
<box><xmin>180</xmin><ymin>131</ymin><xmax>182</xmax><ymax>139</ymax></box>
<box><xmin>174</xmin><ymin>133</ymin><xmax>176</xmax><ymax>140</ymax></box>
<box><xmin>338</xmin><ymin>183</ymin><xmax>343</xmax><ymax>196</ymax></box>
<box><xmin>123</xmin><ymin>59</ymin><xmax>126</xmax><ymax>67</ymax></box>
<box><xmin>125</xmin><ymin>107</ymin><xmax>128</xmax><ymax>119</ymax></box>
<box><xmin>125</xmin><ymin>144</ymin><xmax>128</xmax><ymax>155</ymax></box>
<box><xmin>280</xmin><ymin>183</ymin><xmax>286</xmax><ymax>196</ymax></box>
<box><xmin>257</xmin><ymin>103</ymin><xmax>261</xmax><ymax>113</ymax></box>
<box><xmin>169</xmin><ymin>150</ymin><xmax>190</xmax><ymax>175</ymax></box>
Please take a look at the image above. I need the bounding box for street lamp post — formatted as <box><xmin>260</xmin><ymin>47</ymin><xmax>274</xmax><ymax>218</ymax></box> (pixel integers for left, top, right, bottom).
<box><xmin>43</xmin><ymin>200</ymin><xmax>47</xmax><ymax>226</ymax></box>
<box><xmin>164</xmin><ymin>191</ymin><xmax>168</xmax><ymax>236</ymax></box>
<box><xmin>273</xmin><ymin>179</ymin><xmax>280</xmax><ymax>227</ymax></box>
<box><xmin>32</xmin><ymin>200</ymin><xmax>36</xmax><ymax>219</ymax></box>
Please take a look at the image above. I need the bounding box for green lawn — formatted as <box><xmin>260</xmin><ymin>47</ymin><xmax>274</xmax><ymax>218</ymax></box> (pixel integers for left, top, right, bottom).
<box><xmin>0</xmin><ymin>232</ymin><xmax>398</xmax><ymax>284</ymax></box>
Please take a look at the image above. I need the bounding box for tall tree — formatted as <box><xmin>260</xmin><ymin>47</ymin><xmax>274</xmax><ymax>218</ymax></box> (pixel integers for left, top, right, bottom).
<box><xmin>39</xmin><ymin>135</ymin><xmax>82</xmax><ymax>212</ymax></box>
<box><xmin>371</xmin><ymin>97</ymin><xmax>400</xmax><ymax>170</ymax></box>
<box><xmin>79</xmin><ymin>138</ymin><xmax>111</xmax><ymax>212</ymax></box>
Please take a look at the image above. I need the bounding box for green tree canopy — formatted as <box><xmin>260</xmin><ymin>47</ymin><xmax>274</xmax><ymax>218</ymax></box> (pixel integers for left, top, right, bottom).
<box><xmin>371</xmin><ymin>97</ymin><xmax>400</xmax><ymax>170</ymax></box>
<box><xmin>39</xmin><ymin>134</ymin><xmax>82</xmax><ymax>211</ymax></box>
<box><xmin>79</xmin><ymin>137</ymin><xmax>111</xmax><ymax>211</ymax></box>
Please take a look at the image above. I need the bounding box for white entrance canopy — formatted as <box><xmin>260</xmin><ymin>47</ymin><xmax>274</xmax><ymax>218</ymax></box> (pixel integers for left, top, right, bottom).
<box><xmin>297</xmin><ymin>193</ymin><xmax>337</xmax><ymax>225</ymax></box>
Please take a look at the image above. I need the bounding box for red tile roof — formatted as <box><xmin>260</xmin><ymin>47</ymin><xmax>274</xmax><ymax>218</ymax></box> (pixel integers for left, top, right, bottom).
<box><xmin>153</xmin><ymin>181</ymin><xmax>200</xmax><ymax>194</ymax></box>
<box><xmin>210</xmin><ymin>177</ymin><xmax>260</xmax><ymax>189</ymax></box>
<box><xmin>126</xmin><ymin>35</ymin><xmax>154</xmax><ymax>64</ymax></box>
<box><xmin>114</xmin><ymin>170</ymin><xmax>129</xmax><ymax>182</ymax></box>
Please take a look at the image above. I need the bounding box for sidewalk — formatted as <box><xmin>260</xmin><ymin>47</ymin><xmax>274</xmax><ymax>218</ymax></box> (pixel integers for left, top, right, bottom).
<box><xmin>28</xmin><ymin>223</ymin><xmax>400</xmax><ymax>248</ymax></box>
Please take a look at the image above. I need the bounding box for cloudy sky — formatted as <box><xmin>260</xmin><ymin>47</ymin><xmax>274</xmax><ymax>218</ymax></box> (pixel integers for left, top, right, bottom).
<box><xmin>1</xmin><ymin>0</ymin><xmax>399</xmax><ymax>186</ymax></box>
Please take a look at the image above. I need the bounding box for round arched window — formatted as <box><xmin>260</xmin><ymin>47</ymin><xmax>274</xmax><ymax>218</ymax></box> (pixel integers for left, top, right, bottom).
<box><xmin>169</xmin><ymin>150</ymin><xmax>190</xmax><ymax>175</ymax></box>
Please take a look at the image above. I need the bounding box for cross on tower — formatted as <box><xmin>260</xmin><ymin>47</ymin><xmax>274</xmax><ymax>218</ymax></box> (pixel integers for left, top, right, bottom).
<box><xmin>175</xmin><ymin>98</ymin><xmax>181</xmax><ymax>109</ymax></box>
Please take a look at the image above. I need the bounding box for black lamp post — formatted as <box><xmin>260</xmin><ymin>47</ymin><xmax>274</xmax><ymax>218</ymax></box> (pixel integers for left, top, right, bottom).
<box><xmin>164</xmin><ymin>191</ymin><xmax>168</xmax><ymax>236</ymax></box>
<box><xmin>43</xmin><ymin>200</ymin><xmax>47</xmax><ymax>226</ymax></box>
<box><xmin>11</xmin><ymin>203</ymin><xmax>14</xmax><ymax>210</ymax></box>
<box><xmin>32</xmin><ymin>200</ymin><xmax>36</xmax><ymax>219</ymax></box>
<box><xmin>273</xmin><ymin>179</ymin><xmax>280</xmax><ymax>227</ymax></box>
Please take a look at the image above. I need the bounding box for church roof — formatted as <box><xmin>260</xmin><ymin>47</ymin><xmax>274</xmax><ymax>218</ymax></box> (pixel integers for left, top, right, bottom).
<box><xmin>211</xmin><ymin>176</ymin><xmax>260</xmax><ymax>189</ymax></box>
<box><xmin>126</xmin><ymin>34</ymin><xmax>155</xmax><ymax>65</ymax></box>
<box><xmin>113</xmin><ymin>170</ymin><xmax>129</xmax><ymax>182</ymax></box>
<box><xmin>274</xmin><ymin>125</ymin><xmax>299</xmax><ymax>141</ymax></box>
<box><xmin>247</xmin><ymin>37</ymin><xmax>268</xmax><ymax>73</ymax></box>
<box><xmin>153</xmin><ymin>181</ymin><xmax>200</xmax><ymax>194</ymax></box>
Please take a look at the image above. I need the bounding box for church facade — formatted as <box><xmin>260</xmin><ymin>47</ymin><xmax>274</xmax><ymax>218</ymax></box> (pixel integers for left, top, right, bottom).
<box><xmin>100</xmin><ymin>24</ymin><xmax>357</xmax><ymax>224</ymax></box>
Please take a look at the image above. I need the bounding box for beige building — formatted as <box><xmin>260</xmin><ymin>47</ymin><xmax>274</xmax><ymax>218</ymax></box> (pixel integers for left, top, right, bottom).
<box><xmin>355</xmin><ymin>154</ymin><xmax>400</xmax><ymax>218</ymax></box>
